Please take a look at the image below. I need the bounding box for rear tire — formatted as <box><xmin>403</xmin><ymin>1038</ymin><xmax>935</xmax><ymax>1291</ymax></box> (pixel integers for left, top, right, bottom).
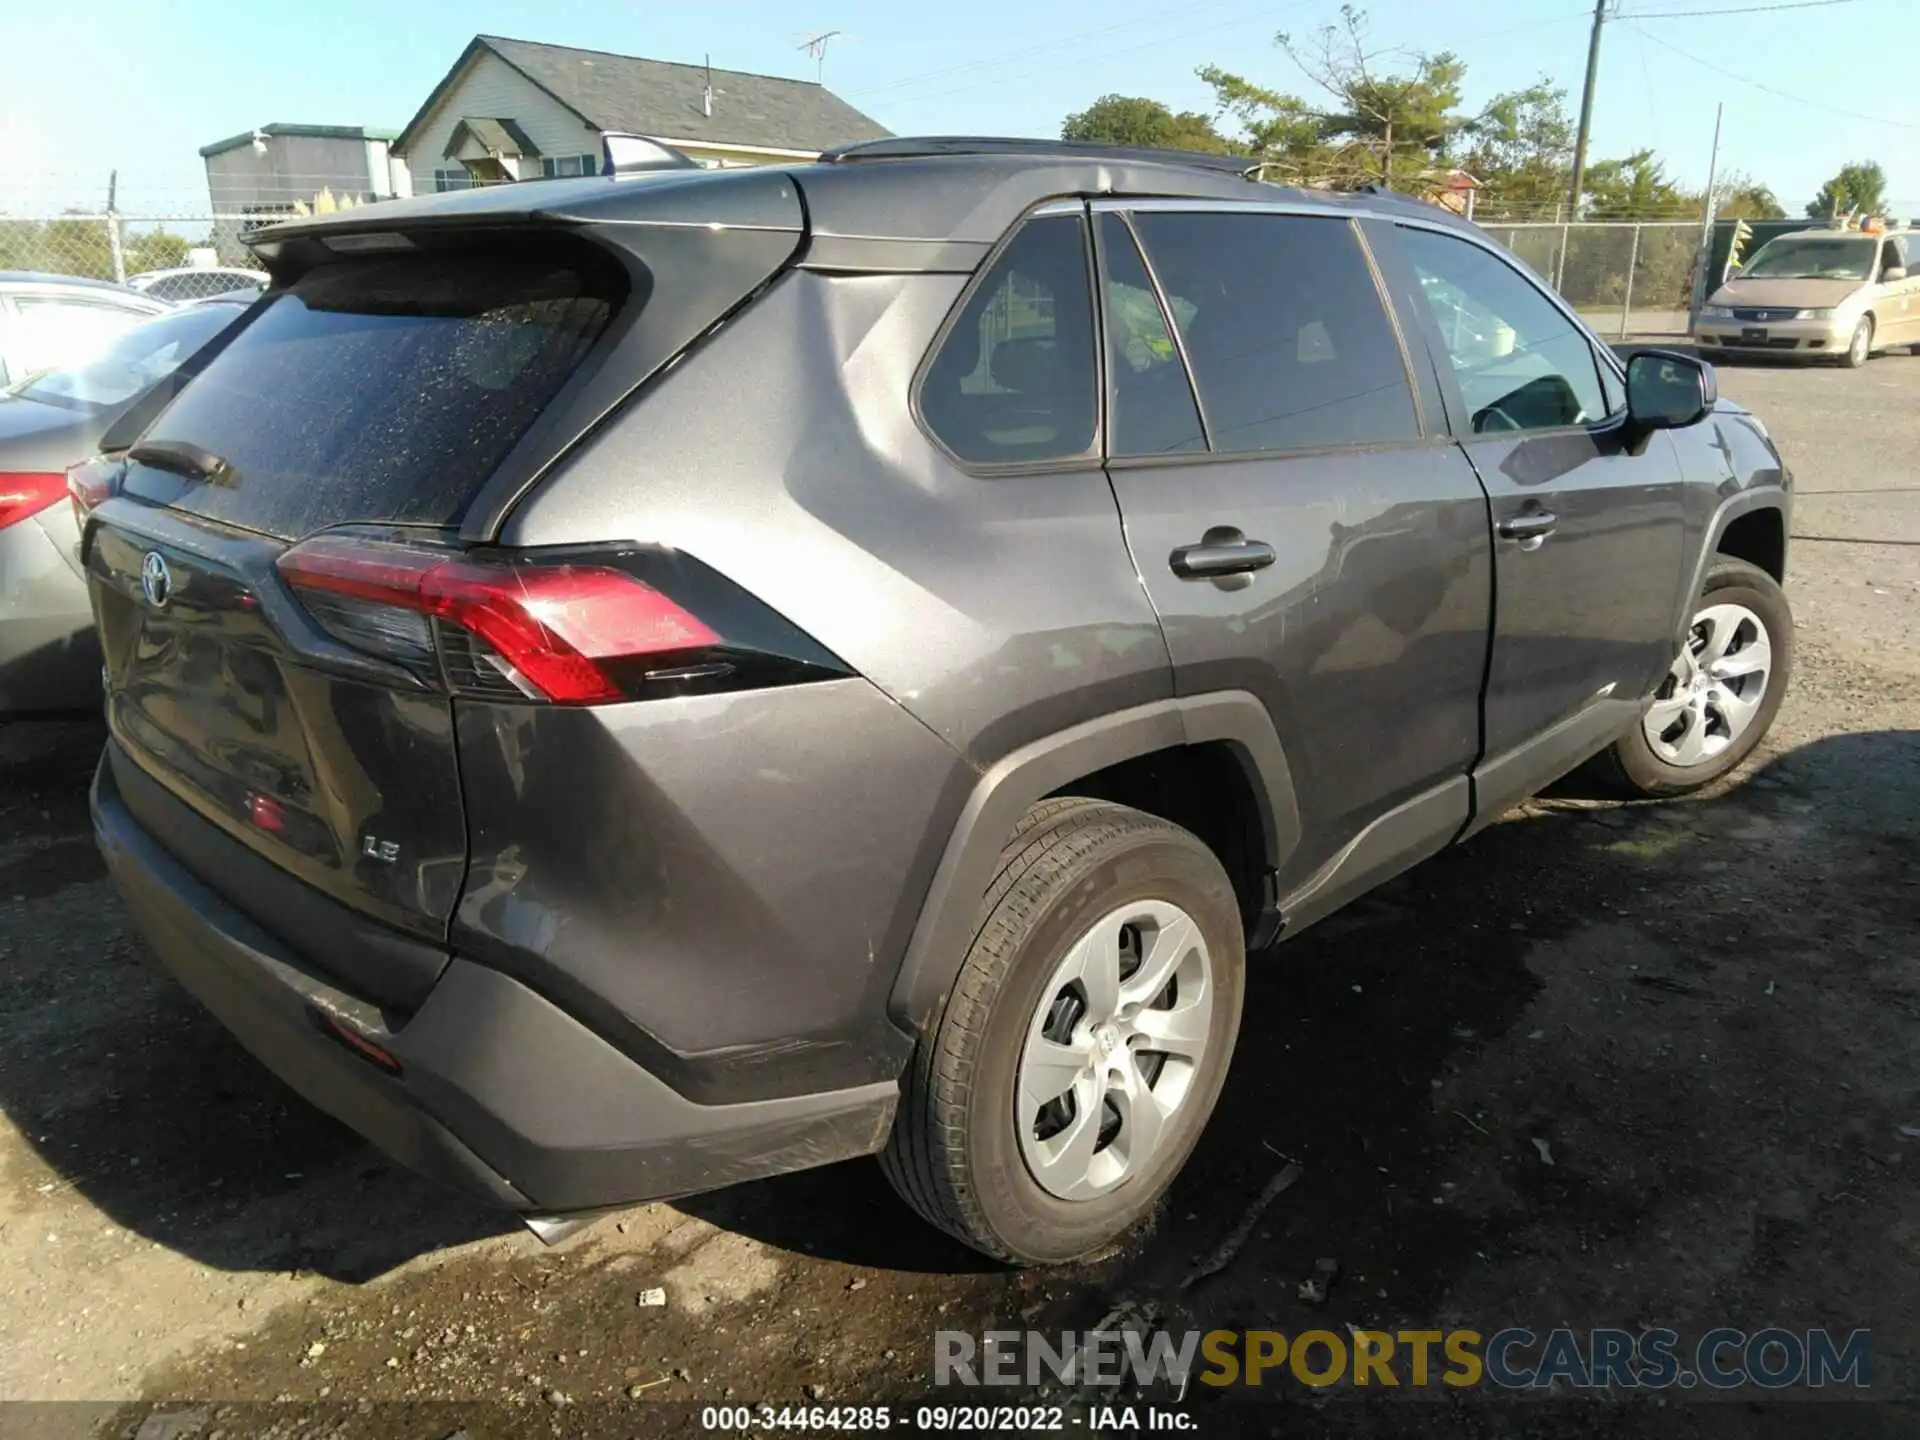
<box><xmin>1843</xmin><ymin>316</ymin><xmax>1873</xmax><ymax>368</ymax></box>
<box><xmin>1594</xmin><ymin>557</ymin><xmax>1792</xmax><ymax>797</ymax></box>
<box><xmin>881</xmin><ymin>800</ymin><xmax>1245</xmax><ymax>1264</ymax></box>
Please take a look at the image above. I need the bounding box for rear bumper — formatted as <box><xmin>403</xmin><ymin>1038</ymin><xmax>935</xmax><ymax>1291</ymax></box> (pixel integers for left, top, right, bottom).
<box><xmin>93</xmin><ymin>753</ymin><xmax>897</xmax><ymax>1216</ymax></box>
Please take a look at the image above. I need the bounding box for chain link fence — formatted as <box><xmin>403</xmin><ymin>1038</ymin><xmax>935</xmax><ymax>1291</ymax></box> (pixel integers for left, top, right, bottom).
<box><xmin>1479</xmin><ymin>221</ymin><xmax>1702</xmax><ymax>338</ymax></box>
<box><xmin>6</xmin><ymin>207</ymin><xmax>1708</xmax><ymax>336</ymax></box>
<box><xmin>0</xmin><ymin>213</ymin><xmax>263</xmax><ymax>293</ymax></box>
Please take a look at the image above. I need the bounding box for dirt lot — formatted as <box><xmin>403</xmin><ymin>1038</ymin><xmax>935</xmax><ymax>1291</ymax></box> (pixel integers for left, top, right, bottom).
<box><xmin>1</xmin><ymin>357</ymin><xmax>1917</xmax><ymax>1437</ymax></box>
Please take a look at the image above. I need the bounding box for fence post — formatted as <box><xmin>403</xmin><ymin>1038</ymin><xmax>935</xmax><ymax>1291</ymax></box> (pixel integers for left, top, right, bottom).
<box><xmin>1619</xmin><ymin>224</ymin><xmax>1641</xmax><ymax>340</ymax></box>
<box><xmin>1555</xmin><ymin>222</ymin><xmax>1570</xmax><ymax>291</ymax></box>
<box><xmin>105</xmin><ymin>168</ymin><xmax>126</xmax><ymax>284</ymax></box>
<box><xmin>106</xmin><ymin>214</ymin><xmax>125</xmax><ymax>284</ymax></box>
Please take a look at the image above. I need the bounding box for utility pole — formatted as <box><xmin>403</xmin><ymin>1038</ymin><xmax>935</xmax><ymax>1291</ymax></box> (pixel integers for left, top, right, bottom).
<box><xmin>1688</xmin><ymin>103</ymin><xmax>1725</xmax><ymax>327</ymax></box>
<box><xmin>1567</xmin><ymin>0</ymin><xmax>1610</xmax><ymax>218</ymax></box>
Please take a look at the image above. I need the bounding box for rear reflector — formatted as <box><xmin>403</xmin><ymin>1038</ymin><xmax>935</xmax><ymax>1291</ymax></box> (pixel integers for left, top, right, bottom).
<box><xmin>0</xmin><ymin>473</ymin><xmax>66</xmax><ymax>531</ymax></box>
<box><xmin>277</xmin><ymin>536</ymin><xmax>720</xmax><ymax>704</ymax></box>
<box><xmin>311</xmin><ymin>1009</ymin><xmax>403</xmax><ymax>1073</ymax></box>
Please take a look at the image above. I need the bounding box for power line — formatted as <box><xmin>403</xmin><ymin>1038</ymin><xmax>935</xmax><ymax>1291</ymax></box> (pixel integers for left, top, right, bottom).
<box><xmin>1622</xmin><ymin>0</ymin><xmax>1870</xmax><ymax>17</ymax></box>
<box><xmin>1625</xmin><ymin>22</ymin><xmax>1920</xmax><ymax>128</ymax></box>
<box><xmin>875</xmin><ymin>1</ymin><xmax>1314</xmax><ymax>111</ymax></box>
<box><xmin>850</xmin><ymin>0</ymin><xmax>1292</xmax><ymax>99</ymax></box>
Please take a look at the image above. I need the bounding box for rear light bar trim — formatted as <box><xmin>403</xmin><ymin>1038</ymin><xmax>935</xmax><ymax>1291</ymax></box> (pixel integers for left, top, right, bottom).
<box><xmin>276</xmin><ymin>536</ymin><xmax>753</xmax><ymax>706</ymax></box>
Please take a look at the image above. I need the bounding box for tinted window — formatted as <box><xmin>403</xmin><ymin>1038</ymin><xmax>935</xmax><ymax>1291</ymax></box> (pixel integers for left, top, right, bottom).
<box><xmin>1099</xmin><ymin>214</ymin><xmax>1204</xmax><ymax>456</ymax></box>
<box><xmin>1128</xmin><ymin>212</ymin><xmax>1419</xmax><ymax>455</ymax></box>
<box><xmin>126</xmin><ymin>246</ymin><xmax>619</xmax><ymax>539</ymax></box>
<box><xmin>1397</xmin><ymin>226</ymin><xmax>1606</xmax><ymax>434</ymax></box>
<box><xmin>921</xmin><ymin>215</ymin><xmax>1097</xmax><ymax>465</ymax></box>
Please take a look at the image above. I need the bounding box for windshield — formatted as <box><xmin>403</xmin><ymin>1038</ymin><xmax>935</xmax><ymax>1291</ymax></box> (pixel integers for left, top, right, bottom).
<box><xmin>1739</xmin><ymin>237</ymin><xmax>1876</xmax><ymax>282</ymax></box>
<box><xmin>8</xmin><ymin>303</ymin><xmax>245</xmax><ymax>413</ymax></box>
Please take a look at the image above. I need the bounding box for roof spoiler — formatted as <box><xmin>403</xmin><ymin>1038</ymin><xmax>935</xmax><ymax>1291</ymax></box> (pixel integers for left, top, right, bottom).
<box><xmin>600</xmin><ymin>133</ymin><xmax>702</xmax><ymax>177</ymax></box>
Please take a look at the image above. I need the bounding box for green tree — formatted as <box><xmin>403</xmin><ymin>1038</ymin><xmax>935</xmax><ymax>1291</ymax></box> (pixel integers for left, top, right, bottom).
<box><xmin>1717</xmin><ymin>174</ymin><xmax>1785</xmax><ymax>220</ymax></box>
<box><xmin>1276</xmin><ymin>5</ymin><xmax>1466</xmax><ymax>181</ymax></box>
<box><xmin>1193</xmin><ymin>65</ymin><xmax>1331</xmax><ymax>176</ymax></box>
<box><xmin>1062</xmin><ymin>95</ymin><xmax>1236</xmax><ymax>154</ymax></box>
<box><xmin>1806</xmin><ymin>160</ymin><xmax>1887</xmax><ymax>218</ymax></box>
<box><xmin>1580</xmin><ymin>150</ymin><xmax>1699</xmax><ymax>220</ymax></box>
<box><xmin>126</xmin><ymin>229</ymin><xmax>193</xmax><ymax>273</ymax></box>
<box><xmin>1455</xmin><ymin>80</ymin><xmax>1574</xmax><ymax>217</ymax></box>
<box><xmin>31</xmin><ymin>216</ymin><xmax>117</xmax><ymax>280</ymax></box>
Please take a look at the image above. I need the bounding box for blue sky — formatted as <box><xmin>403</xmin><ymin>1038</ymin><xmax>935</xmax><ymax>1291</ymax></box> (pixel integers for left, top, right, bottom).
<box><xmin>2</xmin><ymin>0</ymin><xmax>1915</xmax><ymax>218</ymax></box>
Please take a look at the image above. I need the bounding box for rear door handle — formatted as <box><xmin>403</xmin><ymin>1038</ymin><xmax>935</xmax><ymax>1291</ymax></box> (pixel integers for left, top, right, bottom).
<box><xmin>1497</xmin><ymin>509</ymin><xmax>1558</xmax><ymax>542</ymax></box>
<box><xmin>1169</xmin><ymin>535</ymin><xmax>1277</xmax><ymax>579</ymax></box>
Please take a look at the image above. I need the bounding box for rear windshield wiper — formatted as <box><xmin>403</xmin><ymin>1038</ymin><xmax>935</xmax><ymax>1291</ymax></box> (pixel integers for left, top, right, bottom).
<box><xmin>126</xmin><ymin>439</ymin><xmax>240</xmax><ymax>487</ymax></box>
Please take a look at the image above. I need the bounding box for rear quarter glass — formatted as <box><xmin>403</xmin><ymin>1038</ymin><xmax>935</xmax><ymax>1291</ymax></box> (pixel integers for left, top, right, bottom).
<box><xmin>124</xmin><ymin>241</ymin><xmax>626</xmax><ymax>540</ymax></box>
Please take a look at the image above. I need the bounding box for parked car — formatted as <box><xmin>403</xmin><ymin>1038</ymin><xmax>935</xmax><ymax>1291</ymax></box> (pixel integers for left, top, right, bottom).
<box><xmin>82</xmin><ymin>139</ymin><xmax>1794</xmax><ymax>1264</ymax></box>
<box><xmin>0</xmin><ymin>294</ymin><xmax>251</xmax><ymax>713</ymax></box>
<box><xmin>126</xmin><ymin>266</ymin><xmax>270</xmax><ymax>304</ymax></box>
<box><xmin>0</xmin><ymin>272</ymin><xmax>167</xmax><ymax>389</ymax></box>
<box><xmin>1696</xmin><ymin>223</ymin><xmax>1920</xmax><ymax>366</ymax></box>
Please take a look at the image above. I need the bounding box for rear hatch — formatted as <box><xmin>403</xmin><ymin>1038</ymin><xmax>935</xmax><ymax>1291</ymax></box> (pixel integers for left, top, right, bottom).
<box><xmin>82</xmin><ymin>177</ymin><xmax>806</xmax><ymax>1006</ymax></box>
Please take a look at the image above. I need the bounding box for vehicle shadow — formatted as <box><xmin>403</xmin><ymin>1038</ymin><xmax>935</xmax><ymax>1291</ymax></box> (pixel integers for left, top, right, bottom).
<box><xmin>4</xmin><ymin>720</ymin><xmax>1913</xmax><ymax>1295</ymax></box>
<box><xmin>0</xmin><ymin>718</ymin><xmax>514</xmax><ymax>1284</ymax></box>
<box><xmin>687</xmin><ymin>728</ymin><xmax>1919</xmax><ymax>1305</ymax></box>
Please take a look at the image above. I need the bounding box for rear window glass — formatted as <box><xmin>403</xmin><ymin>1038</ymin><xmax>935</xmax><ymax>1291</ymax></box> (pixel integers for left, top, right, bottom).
<box><xmin>126</xmin><ymin>248</ymin><xmax>619</xmax><ymax>538</ymax></box>
<box><xmin>1130</xmin><ymin>212</ymin><xmax>1419</xmax><ymax>455</ymax></box>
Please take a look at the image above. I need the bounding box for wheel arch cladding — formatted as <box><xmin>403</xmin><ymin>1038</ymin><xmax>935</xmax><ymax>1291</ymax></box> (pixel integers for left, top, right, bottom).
<box><xmin>887</xmin><ymin>692</ymin><xmax>1300</xmax><ymax>1033</ymax></box>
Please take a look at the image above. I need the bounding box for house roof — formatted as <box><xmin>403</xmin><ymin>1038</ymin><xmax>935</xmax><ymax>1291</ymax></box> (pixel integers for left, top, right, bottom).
<box><xmin>200</xmin><ymin>123</ymin><xmax>397</xmax><ymax>159</ymax></box>
<box><xmin>393</xmin><ymin>35</ymin><xmax>891</xmax><ymax>159</ymax></box>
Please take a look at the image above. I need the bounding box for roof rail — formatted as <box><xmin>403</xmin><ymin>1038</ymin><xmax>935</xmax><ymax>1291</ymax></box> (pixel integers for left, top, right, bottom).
<box><xmin>820</xmin><ymin>136</ymin><xmax>1263</xmax><ymax>180</ymax></box>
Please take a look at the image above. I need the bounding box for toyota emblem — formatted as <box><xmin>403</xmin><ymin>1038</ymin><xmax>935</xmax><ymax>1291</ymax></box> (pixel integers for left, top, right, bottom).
<box><xmin>140</xmin><ymin>551</ymin><xmax>173</xmax><ymax>609</ymax></box>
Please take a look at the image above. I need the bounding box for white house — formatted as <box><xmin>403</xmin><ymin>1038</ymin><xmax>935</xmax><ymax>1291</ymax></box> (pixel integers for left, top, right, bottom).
<box><xmin>389</xmin><ymin>35</ymin><xmax>891</xmax><ymax>195</ymax></box>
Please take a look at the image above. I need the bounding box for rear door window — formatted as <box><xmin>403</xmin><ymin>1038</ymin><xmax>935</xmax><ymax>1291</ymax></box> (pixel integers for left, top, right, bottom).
<box><xmin>125</xmin><ymin>246</ymin><xmax>620</xmax><ymax>538</ymax></box>
<box><xmin>1128</xmin><ymin>212</ymin><xmax>1421</xmax><ymax>455</ymax></box>
<box><xmin>1098</xmin><ymin>213</ymin><xmax>1205</xmax><ymax>457</ymax></box>
<box><xmin>919</xmin><ymin>214</ymin><xmax>1098</xmax><ymax>466</ymax></box>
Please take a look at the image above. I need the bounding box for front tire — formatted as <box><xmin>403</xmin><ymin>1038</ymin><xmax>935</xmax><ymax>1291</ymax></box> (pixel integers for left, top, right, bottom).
<box><xmin>881</xmin><ymin>799</ymin><xmax>1245</xmax><ymax>1264</ymax></box>
<box><xmin>1843</xmin><ymin>316</ymin><xmax>1873</xmax><ymax>368</ymax></box>
<box><xmin>1596</xmin><ymin>557</ymin><xmax>1793</xmax><ymax>797</ymax></box>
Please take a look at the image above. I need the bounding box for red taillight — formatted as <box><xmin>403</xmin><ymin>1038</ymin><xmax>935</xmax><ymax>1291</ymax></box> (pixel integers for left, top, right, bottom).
<box><xmin>67</xmin><ymin>457</ymin><xmax>116</xmax><ymax>517</ymax></box>
<box><xmin>0</xmin><ymin>473</ymin><xmax>66</xmax><ymax>531</ymax></box>
<box><xmin>276</xmin><ymin>536</ymin><xmax>720</xmax><ymax>705</ymax></box>
<box><xmin>248</xmin><ymin>794</ymin><xmax>287</xmax><ymax>833</ymax></box>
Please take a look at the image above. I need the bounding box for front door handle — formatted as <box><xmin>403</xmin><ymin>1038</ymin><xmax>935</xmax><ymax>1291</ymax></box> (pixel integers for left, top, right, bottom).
<box><xmin>1169</xmin><ymin>534</ymin><xmax>1277</xmax><ymax>579</ymax></box>
<box><xmin>1497</xmin><ymin>509</ymin><xmax>1558</xmax><ymax>543</ymax></box>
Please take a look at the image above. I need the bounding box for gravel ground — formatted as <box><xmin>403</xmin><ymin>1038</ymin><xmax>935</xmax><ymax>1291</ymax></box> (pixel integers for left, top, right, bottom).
<box><xmin>0</xmin><ymin>356</ymin><xmax>1916</xmax><ymax>1438</ymax></box>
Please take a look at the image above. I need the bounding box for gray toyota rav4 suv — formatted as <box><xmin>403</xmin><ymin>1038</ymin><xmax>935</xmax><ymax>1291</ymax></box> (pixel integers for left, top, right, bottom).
<box><xmin>83</xmin><ymin>139</ymin><xmax>1792</xmax><ymax>1264</ymax></box>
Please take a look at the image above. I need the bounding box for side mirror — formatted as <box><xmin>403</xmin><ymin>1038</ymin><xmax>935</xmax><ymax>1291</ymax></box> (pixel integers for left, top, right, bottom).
<box><xmin>1884</xmin><ymin>265</ymin><xmax>1909</xmax><ymax>283</ymax></box>
<box><xmin>1626</xmin><ymin>349</ymin><xmax>1716</xmax><ymax>431</ymax></box>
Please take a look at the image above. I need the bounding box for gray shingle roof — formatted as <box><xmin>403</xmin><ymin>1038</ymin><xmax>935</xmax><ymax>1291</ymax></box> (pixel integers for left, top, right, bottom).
<box><xmin>476</xmin><ymin>36</ymin><xmax>891</xmax><ymax>155</ymax></box>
